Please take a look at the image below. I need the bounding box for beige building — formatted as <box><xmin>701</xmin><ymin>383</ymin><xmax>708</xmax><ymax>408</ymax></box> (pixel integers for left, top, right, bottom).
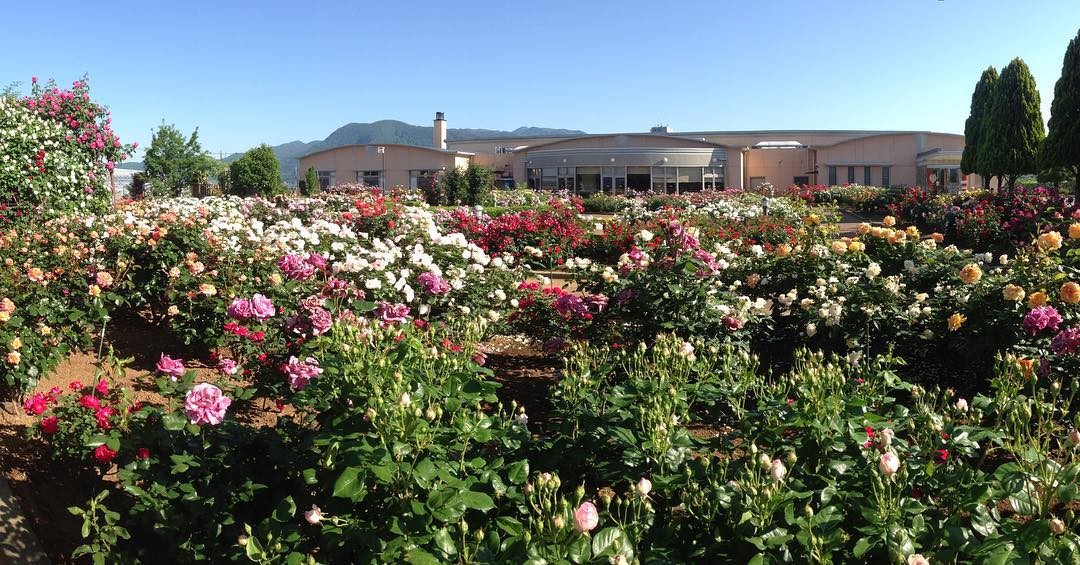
<box><xmin>300</xmin><ymin>113</ymin><xmax>969</xmax><ymax>194</ymax></box>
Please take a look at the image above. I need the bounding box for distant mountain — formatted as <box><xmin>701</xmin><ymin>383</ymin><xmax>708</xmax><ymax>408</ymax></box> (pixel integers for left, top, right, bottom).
<box><xmin>225</xmin><ymin>120</ymin><xmax>586</xmax><ymax>185</ymax></box>
<box><xmin>116</xmin><ymin>161</ymin><xmax>144</xmax><ymax>171</ymax></box>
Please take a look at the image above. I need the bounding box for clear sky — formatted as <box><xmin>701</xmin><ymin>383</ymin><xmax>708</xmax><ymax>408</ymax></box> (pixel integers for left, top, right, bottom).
<box><xmin>2</xmin><ymin>0</ymin><xmax>1077</xmax><ymax>159</ymax></box>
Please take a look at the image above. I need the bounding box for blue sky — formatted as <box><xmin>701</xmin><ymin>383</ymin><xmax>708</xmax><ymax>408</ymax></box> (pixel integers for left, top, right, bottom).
<box><xmin>2</xmin><ymin>0</ymin><xmax>1077</xmax><ymax>159</ymax></box>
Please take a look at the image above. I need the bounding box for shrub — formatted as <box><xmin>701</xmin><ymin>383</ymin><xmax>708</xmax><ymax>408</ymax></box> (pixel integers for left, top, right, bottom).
<box><xmin>228</xmin><ymin>144</ymin><xmax>282</xmax><ymax>197</ymax></box>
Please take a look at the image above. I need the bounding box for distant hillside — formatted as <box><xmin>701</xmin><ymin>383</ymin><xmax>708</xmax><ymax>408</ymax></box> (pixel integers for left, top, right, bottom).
<box><xmin>226</xmin><ymin>120</ymin><xmax>585</xmax><ymax>185</ymax></box>
<box><xmin>116</xmin><ymin>161</ymin><xmax>144</xmax><ymax>171</ymax></box>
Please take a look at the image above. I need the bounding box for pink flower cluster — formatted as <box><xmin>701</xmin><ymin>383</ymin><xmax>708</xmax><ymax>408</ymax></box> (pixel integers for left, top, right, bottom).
<box><xmin>285</xmin><ymin>356</ymin><xmax>324</xmax><ymax>390</ymax></box>
<box><xmin>184</xmin><ymin>383</ymin><xmax>231</xmax><ymax>426</ymax></box>
<box><xmin>1023</xmin><ymin>306</ymin><xmax>1063</xmax><ymax>335</ymax></box>
<box><xmin>1051</xmin><ymin>327</ymin><xmax>1080</xmax><ymax>355</ymax></box>
<box><xmin>375</xmin><ymin>301</ymin><xmax>411</xmax><ymax>327</ymax></box>
<box><xmin>277</xmin><ymin>253</ymin><xmax>326</xmax><ymax>280</ymax></box>
<box><xmin>227</xmin><ymin>294</ymin><xmax>276</xmax><ymax>321</ymax></box>
<box><xmin>416</xmin><ymin>271</ymin><xmax>451</xmax><ymax>295</ymax></box>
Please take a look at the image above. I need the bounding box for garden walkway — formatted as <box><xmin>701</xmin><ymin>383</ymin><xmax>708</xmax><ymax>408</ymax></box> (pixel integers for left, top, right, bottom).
<box><xmin>837</xmin><ymin>209</ymin><xmax>873</xmax><ymax>236</ymax></box>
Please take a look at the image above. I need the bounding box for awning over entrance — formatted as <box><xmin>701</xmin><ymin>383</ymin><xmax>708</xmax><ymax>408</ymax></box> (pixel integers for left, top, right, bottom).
<box><xmin>523</xmin><ymin>146</ymin><xmax>725</xmax><ymax>168</ymax></box>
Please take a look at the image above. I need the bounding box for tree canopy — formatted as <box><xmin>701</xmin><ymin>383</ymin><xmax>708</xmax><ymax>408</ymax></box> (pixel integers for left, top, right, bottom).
<box><xmin>961</xmin><ymin>66</ymin><xmax>998</xmax><ymax>182</ymax></box>
<box><xmin>1042</xmin><ymin>28</ymin><xmax>1080</xmax><ymax>188</ymax></box>
<box><xmin>977</xmin><ymin>58</ymin><xmax>1044</xmax><ymax>188</ymax></box>
<box><xmin>144</xmin><ymin>124</ymin><xmax>215</xmax><ymax>197</ymax></box>
<box><xmin>228</xmin><ymin>144</ymin><xmax>282</xmax><ymax>197</ymax></box>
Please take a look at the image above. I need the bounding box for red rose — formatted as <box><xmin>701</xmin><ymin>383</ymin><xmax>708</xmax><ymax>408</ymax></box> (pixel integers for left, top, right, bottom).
<box><xmin>40</xmin><ymin>416</ymin><xmax>59</xmax><ymax>434</ymax></box>
<box><xmin>95</xmin><ymin>378</ymin><xmax>109</xmax><ymax>395</ymax></box>
<box><xmin>93</xmin><ymin>444</ymin><xmax>117</xmax><ymax>463</ymax></box>
<box><xmin>136</xmin><ymin>448</ymin><xmax>150</xmax><ymax>460</ymax></box>
<box><xmin>79</xmin><ymin>394</ymin><xmax>101</xmax><ymax>410</ymax></box>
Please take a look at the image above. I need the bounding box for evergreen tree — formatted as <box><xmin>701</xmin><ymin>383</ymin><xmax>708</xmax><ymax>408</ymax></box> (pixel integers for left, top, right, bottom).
<box><xmin>228</xmin><ymin>144</ymin><xmax>282</xmax><ymax>197</ymax></box>
<box><xmin>303</xmin><ymin>166</ymin><xmax>321</xmax><ymax>196</ymax></box>
<box><xmin>961</xmin><ymin>66</ymin><xmax>998</xmax><ymax>188</ymax></box>
<box><xmin>978</xmin><ymin>58</ymin><xmax>1045</xmax><ymax>189</ymax></box>
<box><xmin>464</xmin><ymin>163</ymin><xmax>494</xmax><ymax>206</ymax></box>
<box><xmin>1042</xmin><ymin>28</ymin><xmax>1080</xmax><ymax>189</ymax></box>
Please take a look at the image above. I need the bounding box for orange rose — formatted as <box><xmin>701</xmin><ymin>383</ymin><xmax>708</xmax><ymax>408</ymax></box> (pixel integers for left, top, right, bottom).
<box><xmin>1062</xmin><ymin>282</ymin><xmax>1080</xmax><ymax>304</ymax></box>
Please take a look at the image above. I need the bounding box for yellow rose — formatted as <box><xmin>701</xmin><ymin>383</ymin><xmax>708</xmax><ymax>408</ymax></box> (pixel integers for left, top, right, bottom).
<box><xmin>88</xmin><ymin>284</ymin><xmax>101</xmax><ymax>297</ymax></box>
<box><xmin>9</xmin><ymin>337</ymin><xmax>20</xmax><ymax>350</ymax></box>
<box><xmin>947</xmin><ymin>313</ymin><xmax>967</xmax><ymax>331</ymax></box>
<box><xmin>1028</xmin><ymin>291</ymin><xmax>1049</xmax><ymax>308</ymax></box>
<box><xmin>882</xmin><ymin>216</ymin><xmax>897</xmax><ymax>227</ymax></box>
<box><xmin>1062</xmin><ymin>282</ymin><xmax>1080</xmax><ymax>304</ymax></box>
<box><xmin>906</xmin><ymin>225</ymin><xmax>920</xmax><ymax>238</ymax></box>
<box><xmin>830</xmin><ymin>240</ymin><xmax>848</xmax><ymax>254</ymax></box>
<box><xmin>167</xmin><ymin>305</ymin><xmax>180</xmax><ymax>316</ymax></box>
<box><xmin>1070</xmin><ymin>223</ymin><xmax>1080</xmax><ymax>240</ymax></box>
<box><xmin>199</xmin><ymin>283</ymin><xmax>217</xmax><ymax>296</ymax></box>
<box><xmin>0</xmin><ymin>311</ymin><xmax>9</xmax><ymax>323</ymax></box>
<box><xmin>1037</xmin><ymin>231</ymin><xmax>1063</xmax><ymax>252</ymax></box>
<box><xmin>805</xmin><ymin>214</ymin><xmax>821</xmax><ymax>226</ymax></box>
<box><xmin>857</xmin><ymin>223</ymin><xmax>871</xmax><ymax>235</ymax></box>
<box><xmin>848</xmin><ymin>241</ymin><xmax>865</xmax><ymax>253</ymax></box>
<box><xmin>1003</xmin><ymin>284</ymin><xmax>1026</xmax><ymax>302</ymax></box>
<box><xmin>959</xmin><ymin>263</ymin><xmax>983</xmax><ymax>284</ymax></box>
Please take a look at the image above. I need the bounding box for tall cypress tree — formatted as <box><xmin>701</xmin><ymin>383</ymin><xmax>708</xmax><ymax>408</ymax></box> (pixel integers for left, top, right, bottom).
<box><xmin>961</xmin><ymin>67</ymin><xmax>998</xmax><ymax>188</ymax></box>
<box><xmin>1042</xmin><ymin>28</ymin><xmax>1080</xmax><ymax>189</ymax></box>
<box><xmin>978</xmin><ymin>58</ymin><xmax>1045</xmax><ymax>189</ymax></box>
<box><xmin>303</xmin><ymin>166</ymin><xmax>321</xmax><ymax>196</ymax></box>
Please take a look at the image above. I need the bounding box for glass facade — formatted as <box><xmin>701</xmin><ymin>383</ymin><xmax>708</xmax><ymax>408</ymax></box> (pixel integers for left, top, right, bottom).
<box><xmin>358</xmin><ymin>170</ymin><xmax>382</xmax><ymax>187</ymax></box>
<box><xmin>410</xmin><ymin>170</ymin><xmax>438</xmax><ymax>190</ymax></box>
<box><xmin>864</xmin><ymin>166</ymin><xmax>871</xmax><ymax>186</ymax></box>
<box><xmin>317</xmin><ymin>170</ymin><xmax>336</xmax><ymax>189</ymax></box>
<box><xmin>527</xmin><ymin>164</ymin><xmax>724</xmax><ymax>194</ymax></box>
<box><xmin>882</xmin><ymin>166</ymin><xmax>890</xmax><ymax>187</ymax></box>
<box><xmin>828</xmin><ymin>166</ymin><xmax>837</xmax><ymax>185</ymax></box>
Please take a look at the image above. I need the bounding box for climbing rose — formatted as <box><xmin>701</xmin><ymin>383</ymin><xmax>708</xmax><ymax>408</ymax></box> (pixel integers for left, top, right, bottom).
<box><xmin>156</xmin><ymin>354</ymin><xmax>185</xmax><ymax>380</ymax></box>
<box><xmin>93</xmin><ymin>444</ymin><xmax>117</xmax><ymax>463</ymax></box>
<box><xmin>183</xmin><ymin>383</ymin><xmax>231</xmax><ymax>425</ymax></box>
<box><xmin>573</xmin><ymin>501</ymin><xmax>599</xmax><ymax>532</ymax></box>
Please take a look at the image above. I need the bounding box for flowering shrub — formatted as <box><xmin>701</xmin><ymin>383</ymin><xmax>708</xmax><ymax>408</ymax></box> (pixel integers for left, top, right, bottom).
<box><xmin>0</xmin><ymin>78</ymin><xmax>134</xmax><ymax>217</ymax></box>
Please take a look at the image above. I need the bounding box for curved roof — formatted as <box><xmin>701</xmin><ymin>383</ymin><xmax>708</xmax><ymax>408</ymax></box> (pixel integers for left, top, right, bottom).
<box><xmin>299</xmin><ymin>143</ymin><xmax>473</xmax><ymax>159</ymax></box>
<box><xmin>522</xmin><ymin>133</ymin><xmax>726</xmax><ymax>152</ymax></box>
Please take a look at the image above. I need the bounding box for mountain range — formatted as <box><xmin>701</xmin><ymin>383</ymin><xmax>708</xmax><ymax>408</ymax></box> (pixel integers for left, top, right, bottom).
<box><xmin>118</xmin><ymin>120</ymin><xmax>586</xmax><ymax>184</ymax></box>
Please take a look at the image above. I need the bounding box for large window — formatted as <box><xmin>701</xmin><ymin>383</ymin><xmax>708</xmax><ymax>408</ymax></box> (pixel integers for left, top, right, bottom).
<box><xmin>705</xmin><ymin>166</ymin><xmax>725</xmax><ymax>190</ymax></box>
<box><xmin>527</xmin><ymin>168</ymin><xmax>541</xmax><ymax>189</ymax></box>
<box><xmin>317</xmin><ymin>170</ymin><xmax>336</xmax><ymax>189</ymax></box>
<box><xmin>847</xmin><ymin>166</ymin><xmax>856</xmax><ymax>184</ymax></box>
<box><xmin>793</xmin><ymin>175</ymin><xmax>810</xmax><ymax>187</ymax></box>
<box><xmin>881</xmin><ymin>166</ymin><xmax>890</xmax><ymax>187</ymax></box>
<box><xmin>358</xmin><ymin>170</ymin><xmax>382</xmax><ymax>187</ymax></box>
<box><xmin>828</xmin><ymin>166</ymin><xmax>837</xmax><ymax>186</ymax></box>
<box><xmin>541</xmin><ymin>168</ymin><xmax>558</xmax><ymax>190</ymax></box>
<box><xmin>557</xmin><ymin>167</ymin><xmax>575</xmax><ymax>191</ymax></box>
<box><xmin>864</xmin><ymin>167</ymin><xmax>871</xmax><ymax>186</ymax></box>
<box><xmin>410</xmin><ymin>170</ymin><xmax>438</xmax><ymax>190</ymax></box>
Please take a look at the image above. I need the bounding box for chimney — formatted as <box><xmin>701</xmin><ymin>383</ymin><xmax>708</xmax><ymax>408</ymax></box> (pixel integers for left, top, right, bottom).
<box><xmin>434</xmin><ymin>112</ymin><xmax>447</xmax><ymax>150</ymax></box>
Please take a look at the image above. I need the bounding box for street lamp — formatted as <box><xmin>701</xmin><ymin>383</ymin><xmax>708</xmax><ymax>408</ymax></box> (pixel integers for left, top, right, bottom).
<box><xmin>377</xmin><ymin>146</ymin><xmax>386</xmax><ymax>189</ymax></box>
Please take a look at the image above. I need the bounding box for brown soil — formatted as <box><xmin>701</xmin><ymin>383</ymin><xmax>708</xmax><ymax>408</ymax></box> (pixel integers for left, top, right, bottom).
<box><xmin>0</xmin><ymin>315</ymin><xmax>221</xmax><ymax>564</ymax></box>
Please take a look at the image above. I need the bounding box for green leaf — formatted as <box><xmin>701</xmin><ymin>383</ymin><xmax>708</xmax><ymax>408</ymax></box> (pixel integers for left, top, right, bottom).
<box><xmin>854</xmin><ymin>537</ymin><xmax>873</xmax><ymax>558</ymax></box>
<box><xmin>434</xmin><ymin>527</ymin><xmax>458</xmax><ymax>556</ymax></box>
<box><xmin>459</xmin><ymin>490</ymin><xmax>495</xmax><ymax>511</ymax></box>
<box><xmin>507</xmin><ymin>460</ymin><xmax>529</xmax><ymax>485</ymax></box>
<box><xmin>333</xmin><ymin>467</ymin><xmax>365</xmax><ymax>501</ymax></box>
<box><xmin>405</xmin><ymin>548</ymin><xmax>442</xmax><ymax>565</ymax></box>
<box><xmin>591</xmin><ymin>527</ymin><xmax>622</xmax><ymax>558</ymax></box>
<box><xmin>162</xmin><ymin>412</ymin><xmax>187</xmax><ymax>431</ymax></box>
<box><xmin>272</xmin><ymin>496</ymin><xmax>296</xmax><ymax>523</ymax></box>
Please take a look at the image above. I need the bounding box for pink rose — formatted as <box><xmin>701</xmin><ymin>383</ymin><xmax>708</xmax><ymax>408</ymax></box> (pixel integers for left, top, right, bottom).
<box><xmin>217</xmin><ymin>358</ymin><xmax>238</xmax><ymax>376</ymax></box>
<box><xmin>156</xmin><ymin>354</ymin><xmax>185</xmax><ymax>380</ymax></box>
<box><xmin>23</xmin><ymin>393</ymin><xmax>48</xmax><ymax>415</ymax></box>
<box><xmin>309</xmin><ymin>307</ymin><xmax>332</xmax><ymax>335</ymax></box>
<box><xmin>183</xmin><ymin>383</ymin><xmax>231</xmax><ymax>426</ymax></box>
<box><xmin>374</xmin><ymin>301</ymin><xmax>411</xmax><ymax>327</ymax></box>
<box><xmin>286</xmin><ymin>356</ymin><xmax>324</xmax><ymax>390</ymax></box>
<box><xmin>879</xmin><ymin>452</ymin><xmax>900</xmax><ymax>476</ymax></box>
<box><xmin>96</xmin><ymin>378</ymin><xmax>109</xmax><ymax>395</ymax></box>
<box><xmin>304</xmin><ymin>504</ymin><xmax>323</xmax><ymax>524</ymax></box>
<box><xmin>79</xmin><ymin>394</ymin><xmax>101</xmax><ymax>410</ymax></box>
<box><xmin>227</xmin><ymin>298</ymin><xmax>253</xmax><ymax>320</ymax></box>
<box><xmin>417</xmin><ymin>271</ymin><xmax>451</xmax><ymax>295</ymax></box>
<box><xmin>573</xmin><ymin>501</ymin><xmax>599</xmax><ymax>533</ymax></box>
<box><xmin>277</xmin><ymin>254</ymin><xmax>316</xmax><ymax>280</ymax></box>
<box><xmin>250</xmin><ymin>294</ymin><xmax>276</xmax><ymax>320</ymax></box>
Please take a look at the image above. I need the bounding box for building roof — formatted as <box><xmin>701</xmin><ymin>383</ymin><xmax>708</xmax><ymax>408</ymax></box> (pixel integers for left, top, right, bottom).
<box><xmin>299</xmin><ymin>143</ymin><xmax>474</xmax><ymax>160</ymax></box>
<box><xmin>450</xmin><ymin>129</ymin><xmax>963</xmax><ymax>144</ymax></box>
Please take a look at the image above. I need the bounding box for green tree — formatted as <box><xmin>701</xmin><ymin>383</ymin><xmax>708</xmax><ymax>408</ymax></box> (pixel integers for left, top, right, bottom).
<box><xmin>438</xmin><ymin>167</ymin><xmax>468</xmax><ymax>205</ymax></box>
<box><xmin>143</xmin><ymin>124</ymin><xmax>215</xmax><ymax>197</ymax></box>
<box><xmin>1042</xmin><ymin>28</ymin><xmax>1080</xmax><ymax>189</ymax></box>
<box><xmin>961</xmin><ymin>66</ymin><xmax>998</xmax><ymax>188</ymax></box>
<box><xmin>302</xmin><ymin>166</ymin><xmax>321</xmax><ymax>196</ymax></box>
<box><xmin>978</xmin><ymin>58</ymin><xmax>1045</xmax><ymax>189</ymax></box>
<box><xmin>228</xmin><ymin>144</ymin><xmax>282</xmax><ymax>197</ymax></box>
<box><xmin>464</xmin><ymin>163</ymin><xmax>494</xmax><ymax>206</ymax></box>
